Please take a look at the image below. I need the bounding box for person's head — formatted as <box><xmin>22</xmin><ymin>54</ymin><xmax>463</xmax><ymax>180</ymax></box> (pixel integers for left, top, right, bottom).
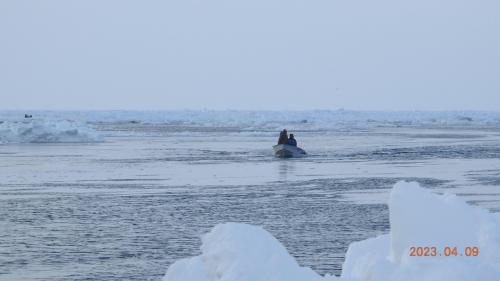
<box><xmin>283</xmin><ymin>129</ymin><xmax>287</xmax><ymax>133</ymax></box>
<box><xmin>290</xmin><ymin>134</ymin><xmax>294</xmax><ymax>139</ymax></box>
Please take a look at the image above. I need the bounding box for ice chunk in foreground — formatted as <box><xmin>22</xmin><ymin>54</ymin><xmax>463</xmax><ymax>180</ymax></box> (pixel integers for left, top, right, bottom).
<box><xmin>163</xmin><ymin>223</ymin><xmax>336</xmax><ymax>281</ymax></box>
<box><xmin>164</xmin><ymin>182</ymin><xmax>500</xmax><ymax>281</ymax></box>
<box><xmin>342</xmin><ymin>181</ymin><xmax>500</xmax><ymax>281</ymax></box>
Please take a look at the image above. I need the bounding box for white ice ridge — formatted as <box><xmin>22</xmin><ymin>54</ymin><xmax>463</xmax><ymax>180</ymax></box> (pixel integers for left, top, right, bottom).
<box><xmin>0</xmin><ymin>119</ymin><xmax>102</xmax><ymax>144</ymax></box>
<box><xmin>163</xmin><ymin>182</ymin><xmax>500</xmax><ymax>281</ymax></box>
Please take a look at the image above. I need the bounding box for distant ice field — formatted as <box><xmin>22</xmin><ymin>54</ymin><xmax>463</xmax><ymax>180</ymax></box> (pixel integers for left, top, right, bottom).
<box><xmin>1</xmin><ymin>110</ymin><xmax>500</xmax><ymax>280</ymax></box>
<box><xmin>2</xmin><ymin>109</ymin><xmax>500</xmax><ymax>131</ymax></box>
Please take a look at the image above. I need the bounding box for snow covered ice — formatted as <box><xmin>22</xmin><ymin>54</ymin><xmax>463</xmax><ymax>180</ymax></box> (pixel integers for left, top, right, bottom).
<box><xmin>0</xmin><ymin>119</ymin><xmax>102</xmax><ymax>143</ymax></box>
<box><xmin>164</xmin><ymin>223</ymin><xmax>335</xmax><ymax>281</ymax></box>
<box><xmin>164</xmin><ymin>182</ymin><xmax>500</xmax><ymax>281</ymax></box>
<box><xmin>342</xmin><ymin>182</ymin><xmax>500</xmax><ymax>281</ymax></box>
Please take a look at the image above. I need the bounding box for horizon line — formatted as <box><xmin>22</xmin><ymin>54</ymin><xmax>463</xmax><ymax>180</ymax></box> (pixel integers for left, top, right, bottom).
<box><xmin>1</xmin><ymin>108</ymin><xmax>500</xmax><ymax>113</ymax></box>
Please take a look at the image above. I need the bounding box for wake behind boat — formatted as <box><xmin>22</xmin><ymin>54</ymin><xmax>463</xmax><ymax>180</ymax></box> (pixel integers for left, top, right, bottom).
<box><xmin>273</xmin><ymin>144</ymin><xmax>307</xmax><ymax>158</ymax></box>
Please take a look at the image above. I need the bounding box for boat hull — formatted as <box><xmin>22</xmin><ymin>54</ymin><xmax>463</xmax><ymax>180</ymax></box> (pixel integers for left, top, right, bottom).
<box><xmin>273</xmin><ymin>144</ymin><xmax>306</xmax><ymax>158</ymax></box>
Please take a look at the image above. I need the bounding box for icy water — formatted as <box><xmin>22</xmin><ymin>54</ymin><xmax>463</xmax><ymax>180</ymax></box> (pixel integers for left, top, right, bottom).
<box><xmin>2</xmin><ymin>116</ymin><xmax>500</xmax><ymax>280</ymax></box>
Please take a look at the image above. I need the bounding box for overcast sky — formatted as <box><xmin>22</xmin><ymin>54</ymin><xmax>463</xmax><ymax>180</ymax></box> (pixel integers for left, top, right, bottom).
<box><xmin>1</xmin><ymin>0</ymin><xmax>499</xmax><ymax>110</ymax></box>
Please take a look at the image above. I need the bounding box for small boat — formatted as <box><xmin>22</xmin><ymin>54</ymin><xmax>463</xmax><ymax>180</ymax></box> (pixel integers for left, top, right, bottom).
<box><xmin>273</xmin><ymin>144</ymin><xmax>307</xmax><ymax>158</ymax></box>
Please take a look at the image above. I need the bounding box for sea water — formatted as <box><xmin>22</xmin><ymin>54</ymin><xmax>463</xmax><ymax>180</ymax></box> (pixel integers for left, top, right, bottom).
<box><xmin>1</xmin><ymin>110</ymin><xmax>500</xmax><ymax>280</ymax></box>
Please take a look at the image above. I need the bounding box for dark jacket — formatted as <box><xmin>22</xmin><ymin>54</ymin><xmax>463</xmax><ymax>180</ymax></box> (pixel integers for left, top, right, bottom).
<box><xmin>278</xmin><ymin>131</ymin><xmax>288</xmax><ymax>144</ymax></box>
<box><xmin>287</xmin><ymin>138</ymin><xmax>297</xmax><ymax>146</ymax></box>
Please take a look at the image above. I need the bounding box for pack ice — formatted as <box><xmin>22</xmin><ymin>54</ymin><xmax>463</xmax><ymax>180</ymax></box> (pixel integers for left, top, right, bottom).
<box><xmin>163</xmin><ymin>182</ymin><xmax>500</xmax><ymax>281</ymax></box>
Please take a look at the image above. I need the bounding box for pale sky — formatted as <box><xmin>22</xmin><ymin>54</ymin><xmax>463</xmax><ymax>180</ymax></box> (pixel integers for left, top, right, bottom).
<box><xmin>1</xmin><ymin>0</ymin><xmax>499</xmax><ymax>110</ymax></box>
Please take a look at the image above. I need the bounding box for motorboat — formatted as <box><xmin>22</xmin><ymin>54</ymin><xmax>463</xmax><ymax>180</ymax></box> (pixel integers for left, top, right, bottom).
<box><xmin>273</xmin><ymin>144</ymin><xmax>306</xmax><ymax>158</ymax></box>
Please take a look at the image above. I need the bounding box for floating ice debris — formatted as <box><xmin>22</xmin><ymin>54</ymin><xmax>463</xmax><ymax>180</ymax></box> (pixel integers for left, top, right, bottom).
<box><xmin>164</xmin><ymin>182</ymin><xmax>500</xmax><ymax>281</ymax></box>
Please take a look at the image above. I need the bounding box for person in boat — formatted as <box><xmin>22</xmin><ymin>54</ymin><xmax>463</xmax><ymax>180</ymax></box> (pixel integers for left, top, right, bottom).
<box><xmin>278</xmin><ymin>129</ymin><xmax>288</xmax><ymax>144</ymax></box>
<box><xmin>287</xmin><ymin>134</ymin><xmax>297</xmax><ymax>146</ymax></box>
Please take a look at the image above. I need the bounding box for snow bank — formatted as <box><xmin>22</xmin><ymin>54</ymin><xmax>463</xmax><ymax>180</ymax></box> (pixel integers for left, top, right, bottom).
<box><xmin>164</xmin><ymin>182</ymin><xmax>500</xmax><ymax>281</ymax></box>
<box><xmin>0</xmin><ymin>119</ymin><xmax>102</xmax><ymax>143</ymax></box>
